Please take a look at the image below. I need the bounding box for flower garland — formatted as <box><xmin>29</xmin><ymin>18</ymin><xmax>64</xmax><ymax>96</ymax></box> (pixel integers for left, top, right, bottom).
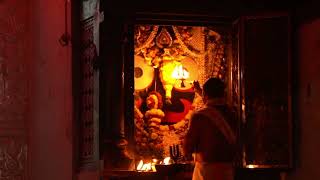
<box><xmin>173</xmin><ymin>26</ymin><xmax>214</xmax><ymax>58</ymax></box>
<box><xmin>134</xmin><ymin>26</ymin><xmax>159</xmax><ymax>54</ymax></box>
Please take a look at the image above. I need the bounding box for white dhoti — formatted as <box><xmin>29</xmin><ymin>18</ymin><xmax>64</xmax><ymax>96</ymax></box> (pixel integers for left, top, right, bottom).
<box><xmin>192</xmin><ymin>162</ymin><xmax>234</xmax><ymax>180</ymax></box>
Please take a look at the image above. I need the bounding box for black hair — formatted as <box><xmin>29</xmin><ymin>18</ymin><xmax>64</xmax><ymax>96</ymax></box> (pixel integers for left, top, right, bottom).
<box><xmin>203</xmin><ymin>78</ymin><xmax>225</xmax><ymax>98</ymax></box>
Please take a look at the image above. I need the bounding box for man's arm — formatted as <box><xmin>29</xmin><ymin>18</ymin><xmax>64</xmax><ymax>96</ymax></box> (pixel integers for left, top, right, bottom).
<box><xmin>193</xmin><ymin>80</ymin><xmax>202</xmax><ymax>95</ymax></box>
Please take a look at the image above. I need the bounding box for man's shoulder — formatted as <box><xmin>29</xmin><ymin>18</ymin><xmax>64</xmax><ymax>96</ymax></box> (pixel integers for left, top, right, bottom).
<box><xmin>191</xmin><ymin>108</ymin><xmax>213</xmax><ymax>121</ymax></box>
<box><xmin>194</xmin><ymin>106</ymin><xmax>220</xmax><ymax>117</ymax></box>
<box><xmin>192</xmin><ymin>108</ymin><xmax>208</xmax><ymax>117</ymax></box>
<box><xmin>194</xmin><ymin>106</ymin><xmax>211</xmax><ymax>113</ymax></box>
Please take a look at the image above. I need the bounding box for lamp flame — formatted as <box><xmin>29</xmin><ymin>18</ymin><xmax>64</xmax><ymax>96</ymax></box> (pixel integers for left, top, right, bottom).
<box><xmin>172</xmin><ymin>65</ymin><xmax>189</xmax><ymax>80</ymax></box>
<box><xmin>163</xmin><ymin>157</ymin><xmax>171</xmax><ymax>165</ymax></box>
<box><xmin>137</xmin><ymin>160</ymin><xmax>144</xmax><ymax>170</ymax></box>
<box><xmin>136</xmin><ymin>160</ymin><xmax>156</xmax><ymax>172</ymax></box>
<box><xmin>136</xmin><ymin>157</ymin><xmax>171</xmax><ymax>172</ymax></box>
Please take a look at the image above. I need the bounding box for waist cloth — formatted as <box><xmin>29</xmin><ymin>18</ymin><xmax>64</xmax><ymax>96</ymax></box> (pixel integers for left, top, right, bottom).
<box><xmin>192</xmin><ymin>161</ymin><xmax>234</xmax><ymax>180</ymax></box>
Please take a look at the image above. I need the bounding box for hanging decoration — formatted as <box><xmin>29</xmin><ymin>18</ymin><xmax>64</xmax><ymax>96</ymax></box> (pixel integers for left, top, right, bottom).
<box><xmin>155</xmin><ymin>27</ymin><xmax>173</xmax><ymax>48</ymax></box>
<box><xmin>134</xmin><ymin>25</ymin><xmax>159</xmax><ymax>54</ymax></box>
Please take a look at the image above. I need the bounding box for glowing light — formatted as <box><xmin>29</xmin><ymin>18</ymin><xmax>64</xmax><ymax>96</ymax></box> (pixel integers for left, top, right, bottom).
<box><xmin>172</xmin><ymin>64</ymin><xmax>189</xmax><ymax>88</ymax></box>
<box><xmin>172</xmin><ymin>65</ymin><xmax>189</xmax><ymax>80</ymax></box>
<box><xmin>163</xmin><ymin>157</ymin><xmax>171</xmax><ymax>165</ymax></box>
<box><xmin>136</xmin><ymin>157</ymin><xmax>171</xmax><ymax>172</ymax></box>
<box><xmin>137</xmin><ymin>160</ymin><xmax>144</xmax><ymax>170</ymax></box>
<box><xmin>136</xmin><ymin>159</ymin><xmax>157</xmax><ymax>172</ymax></box>
<box><xmin>160</xmin><ymin>62</ymin><xmax>176</xmax><ymax>100</ymax></box>
<box><xmin>151</xmin><ymin>164</ymin><xmax>157</xmax><ymax>172</ymax></box>
<box><xmin>141</xmin><ymin>163</ymin><xmax>152</xmax><ymax>171</ymax></box>
<box><xmin>247</xmin><ymin>164</ymin><xmax>258</xmax><ymax>169</ymax></box>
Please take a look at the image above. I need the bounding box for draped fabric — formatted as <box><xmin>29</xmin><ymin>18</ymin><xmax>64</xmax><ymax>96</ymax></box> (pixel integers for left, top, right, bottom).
<box><xmin>193</xmin><ymin>162</ymin><xmax>234</xmax><ymax>180</ymax></box>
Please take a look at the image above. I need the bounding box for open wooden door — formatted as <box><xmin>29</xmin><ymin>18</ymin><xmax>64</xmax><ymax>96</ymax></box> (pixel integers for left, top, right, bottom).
<box><xmin>75</xmin><ymin>0</ymin><xmax>102</xmax><ymax>179</ymax></box>
<box><xmin>239</xmin><ymin>13</ymin><xmax>292</xmax><ymax>169</ymax></box>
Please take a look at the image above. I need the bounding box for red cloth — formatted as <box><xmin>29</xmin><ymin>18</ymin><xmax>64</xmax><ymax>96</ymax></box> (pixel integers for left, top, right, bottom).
<box><xmin>163</xmin><ymin>98</ymin><xmax>192</xmax><ymax>123</ymax></box>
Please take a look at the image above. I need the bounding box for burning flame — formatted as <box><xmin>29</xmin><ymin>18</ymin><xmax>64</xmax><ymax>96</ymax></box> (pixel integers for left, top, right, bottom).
<box><xmin>172</xmin><ymin>65</ymin><xmax>189</xmax><ymax>80</ymax></box>
<box><xmin>136</xmin><ymin>160</ymin><xmax>144</xmax><ymax>170</ymax></box>
<box><xmin>136</xmin><ymin>157</ymin><xmax>171</xmax><ymax>172</ymax></box>
<box><xmin>136</xmin><ymin>160</ymin><xmax>156</xmax><ymax>172</ymax></box>
<box><xmin>163</xmin><ymin>157</ymin><xmax>171</xmax><ymax>165</ymax></box>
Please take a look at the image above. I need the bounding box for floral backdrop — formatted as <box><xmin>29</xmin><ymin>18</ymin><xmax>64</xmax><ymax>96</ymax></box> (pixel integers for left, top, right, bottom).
<box><xmin>133</xmin><ymin>25</ymin><xmax>228</xmax><ymax>160</ymax></box>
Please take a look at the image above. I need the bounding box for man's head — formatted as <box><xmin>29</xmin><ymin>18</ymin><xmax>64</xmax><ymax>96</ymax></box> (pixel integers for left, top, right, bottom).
<box><xmin>202</xmin><ymin>77</ymin><xmax>225</xmax><ymax>103</ymax></box>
